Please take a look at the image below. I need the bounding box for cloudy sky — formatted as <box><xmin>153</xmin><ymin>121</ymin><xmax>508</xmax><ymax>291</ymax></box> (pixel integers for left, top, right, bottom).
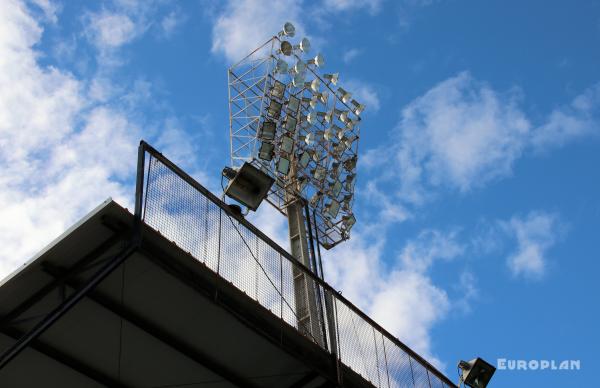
<box><xmin>1</xmin><ymin>0</ymin><xmax>599</xmax><ymax>386</ymax></box>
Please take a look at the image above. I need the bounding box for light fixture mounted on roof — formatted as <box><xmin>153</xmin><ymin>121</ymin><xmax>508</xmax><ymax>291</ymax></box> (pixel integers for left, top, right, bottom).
<box><xmin>222</xmin><ymin>163</ymin><xmax>274</xmax><ymax>211</ymax></box>
<box><xmin>458</xmin><ymin>358</ymin><xmax>496</xmax><ymax>388</ymax></box>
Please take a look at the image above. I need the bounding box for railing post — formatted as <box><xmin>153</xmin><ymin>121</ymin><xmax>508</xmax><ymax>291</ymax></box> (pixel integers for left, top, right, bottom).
<box><xmin>135</xmin><ymin>141</ymin><xmax>147</xmax><ymax>223</ymax></box>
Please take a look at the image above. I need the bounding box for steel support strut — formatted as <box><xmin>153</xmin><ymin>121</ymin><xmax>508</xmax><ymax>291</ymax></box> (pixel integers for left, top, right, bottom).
<box><xmin>0</xmin><ymin>244</ymin><xmax>138</xmax><ymax>371</ymax></box>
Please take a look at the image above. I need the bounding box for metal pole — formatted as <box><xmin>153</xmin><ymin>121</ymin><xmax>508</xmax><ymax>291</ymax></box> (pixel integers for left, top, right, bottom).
<box><xmin>287</xmin><ymin>197</ymin><xmax>323</xmax><ymax>347</ymax></box>
<box><xmin>312</xmin><ymin>208</ymin><xmax>338</xmax><ymax>358</ymax></box>
<box><xmin>304</xmin><ymin>204</ymin><xmax>329</xmax><ymax>350</ymax></box>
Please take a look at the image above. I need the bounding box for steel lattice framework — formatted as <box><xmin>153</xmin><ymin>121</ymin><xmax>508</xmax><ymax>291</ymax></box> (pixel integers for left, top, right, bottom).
<box><xmin>228</xmin><ymin>29</ymin><xmax>363</xmax><ymax>249</ymax></box>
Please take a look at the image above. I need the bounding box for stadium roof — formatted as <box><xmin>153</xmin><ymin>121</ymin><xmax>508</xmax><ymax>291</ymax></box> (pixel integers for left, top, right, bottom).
<box><xmin>0</xmin><ymin>199</ymin><xmax>372</xmax><ymax>387</ymax></box>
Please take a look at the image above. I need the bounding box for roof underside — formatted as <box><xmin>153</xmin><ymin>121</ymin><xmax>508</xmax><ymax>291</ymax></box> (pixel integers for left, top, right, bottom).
<box><xmin>0</xmin><ymin>200</ymin><xmax>369</xmax><ymax>388</ymax></box>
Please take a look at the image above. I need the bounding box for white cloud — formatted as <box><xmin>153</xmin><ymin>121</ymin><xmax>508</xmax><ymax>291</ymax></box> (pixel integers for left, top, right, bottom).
<box><xmin>532</xmin><ymin>83</ymin><xmax>600</xmax><ymax>150</ymax></box>
<box><xmin>324</xmin><ymin>226</ymin><xmax>465</xmax><ymax>365</ymax></box>
<box><xmin>342</xmin><ymin>47</ymin><xmax>362</xmax><ymax>63</ymax></box>
<box><xmin>87</xmin><ymin>12</ymin><xmax>137</xmax><ymax>49</ymax></box>
<box><xmin>345</xmin><ymin>79</ymin><xmax>381</xmax><ymax>112</ymax></box>
<box><xmin>160</xmin><ymin>10</ymin><xmax>186</xmax><ymax>38</ymax></box>
<box><xmin>502</xmin><ymin>211</ymin><xmax>561</xmax><ymax>279</ymax></box>
<box><xmin>365</xmin><ymin>72</ymin><xmax>600</xmax><ymax>209</ymax></box>
<box><xmin>324</xmin><ymin>0</ymin><xmax>382</xmax><ymax>13</ymax></box>
<box><xmin>0</xmin><ymin>1</ymin><xmax>196</xmax><ymax>278</ymax></box>
<box><xmin>30</xmin><ymin>0</ymin><xmax>60</xmax><ymax>23</ymax></box>
<box><xmin>394</xmin><ymin>72</ymin><xmax>530</xmax><ymax>194</ymax></box>
<box><xmin>211</xmin><ymin>0</ymin><xmax>304</xmax><ymax>63</ymax></box>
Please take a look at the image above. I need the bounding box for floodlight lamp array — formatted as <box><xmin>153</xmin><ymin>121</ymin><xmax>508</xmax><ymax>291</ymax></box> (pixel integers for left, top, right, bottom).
<box><xmin>227</xmin><ymin>22</ymin><xmax>365</xmax><ymax>249</ymax></box>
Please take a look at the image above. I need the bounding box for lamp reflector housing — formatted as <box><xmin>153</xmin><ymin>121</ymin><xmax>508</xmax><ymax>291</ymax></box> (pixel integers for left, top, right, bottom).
<box><xmin>287</xmin><ymin>96</ymin><xmax>300</xmax><ymax>115</ymax></box>
<box><xmin>460</xmin><ymin>358</ymin><xmax>496</xmax><ymax>388</ymax></box>
<box><xmin>325</xmin><ymin>200</ymin><xmax>340</xmax><ymax>218</ymax></box>
<box><xmin>299</xmin><ymin>151</ymin><xmax>311</xmax><ymax>168</ymax></box>
<box><xmin>279</xmin><ymin>22</ymin><xmax>295</xmax><ymax>37</ymax></box>
<box><xmin>280</xmin><ymin>136</ymin><xmax>294</xmax><ymax>153</ymax></box>
<box><xmin>267</xmin><ymin>100</ymin><xmax>283</xmax><ymax>119</ymax></box>
<box><xmin>223</xmin><ymin>163</ymin><xmax>274</xmax><ymax>211</ymax></box>
<box><xmin>295</xmin><ymin>37</ymin><xmax>311</xmax><ymax>53</ymax></box>
<box><xmin>308</xmin><ymin>53</ymin><xmax>325</xmax><ymax>67</ymax></box>
<box><xmin>280</xmin><ymin>41</ymin><xmax>293</xmax><ymax>56</ymax></box>
<box><xmin>324</xmin><ymin>73</ymin><xmax>339</xmax><ymax>85</ymax></box>
<box><xmin>258</xmin><ymin>142</ymin><xmax>275</xmax><ymax>161</ymax></box>
<box><xmin>275</xmin><ymin>58</ymin><xmax>288</xmax><ymax>74</ymax></box>
<box><xmin>259</xmin><ymin>121</ymin><xmax>276</xmax><ymax>140</ymax></box>
<box><xmin>277</xmin><ymin>157</ymin><xmax>291</xmax><ymax>175</ymax></box>
<box><xmin>271</xmin><ymin>80</ymin><xmax>286</xmax><ymax>99</ymax></box>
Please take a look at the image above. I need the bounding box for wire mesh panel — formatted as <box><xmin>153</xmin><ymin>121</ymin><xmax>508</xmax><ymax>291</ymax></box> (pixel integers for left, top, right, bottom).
<box><xmin>139</xmin><ymin>145</ymin><xmax>456</xmax><ymax>388</ymax></box>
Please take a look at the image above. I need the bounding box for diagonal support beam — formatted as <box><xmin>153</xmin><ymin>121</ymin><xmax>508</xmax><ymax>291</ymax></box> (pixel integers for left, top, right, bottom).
<box><xmin>43</xmin><ymin>263</ymin><xmax>259</xmax><ymax>388</ymax></box>
<box><xmin>0</xmin><ymin>232</ymin><xmax>125</xmax><ymax>330</ymax></box>
<box><xmin>0</xmin><ymin>244</ymin><xmax>138</xmax><ymax>371</ymax></box>
<box><xmin>0</xmin><ymin>327</ymin><xmax>131</xmax><ymax>388</ymax></box>
<box><xmin>288</xmin><ymin>371</ymin><xmax>319</xmax><ymax>388</ymax></box>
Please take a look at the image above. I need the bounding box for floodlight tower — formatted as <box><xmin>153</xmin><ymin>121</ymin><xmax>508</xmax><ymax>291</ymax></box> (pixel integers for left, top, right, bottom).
<box><xmin>223</xmin><ymin>22</ymin><xmax>364</xmax><ymax>349</ymax></box>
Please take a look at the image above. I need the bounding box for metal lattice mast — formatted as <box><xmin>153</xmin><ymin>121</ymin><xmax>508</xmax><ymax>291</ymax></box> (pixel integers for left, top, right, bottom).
<box><xmin>226</xmin><ymin>22</ymin><xmax>365</xmax><ymax>346</ymax></box>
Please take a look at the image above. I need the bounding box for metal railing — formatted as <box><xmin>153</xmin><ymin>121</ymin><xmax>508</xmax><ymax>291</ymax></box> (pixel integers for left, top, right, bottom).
<box><xmin>136</xmin><ymin>141</ymin><xmax>456</xmax><ymax>388</ymax></box>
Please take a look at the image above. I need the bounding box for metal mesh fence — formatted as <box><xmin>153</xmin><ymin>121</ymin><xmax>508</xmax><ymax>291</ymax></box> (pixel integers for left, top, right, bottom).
<box><xmin>139</xmin><ymin>148</ymin><xmax>456</xmax><ymax>388</ymax></box>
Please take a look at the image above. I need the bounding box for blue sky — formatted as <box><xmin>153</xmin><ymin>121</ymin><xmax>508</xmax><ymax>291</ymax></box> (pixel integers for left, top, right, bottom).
<box><xmin>1</xmin><ymin>0</ymin><xmax>599</xmax><ymax>386</ymax></box>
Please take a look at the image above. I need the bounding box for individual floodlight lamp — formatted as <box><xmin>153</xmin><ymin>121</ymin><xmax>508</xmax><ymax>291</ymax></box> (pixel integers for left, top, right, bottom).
<box><xmin>343</xmin><ymin>135</ymin><xmax>358</xmax><ymax>148</ymax></box>
<box><xmin>342</xmin><ymin>214</ymin><xmax>356</xmax><ymax>231</ymax></box>
<box><xmin>312</xmin><ymin>166</ymin><xmax>326</xmax><ymax>181</ymax></box>
<box><xmin>279</xmin><ymin>40</ymin><xmax>293</xmax><ymax>56</ymax></box>
<box><xmin>298</xmin><ymin>151</ymin><xmax>311</xmax><ymax>168</ymax></box>
<box><xmin>278</xmin><ymin>22</ymin><xmax>296</xmax><ymax>38</ymax></box>
<box><xmin>337</xmin><ymin>87</ymin><xmax>352</xmax><ymax>104</ymax></box>
<box><xmin>222</xmin><ymin>163</ymin><xmax>275</xmax><ymax>211</ymax></box>
<box><xmin>345</xmin><ymin>117</ymin><xmax>359</xmax><ymax>130</ymax></box>
<box><xmin>330</xmin><ymin>161</ymin><xmax>340</xmax><ymax>178</ymax></box>
<box><xmin>306</xmin><ymin>111</ymin><xmax>317</xmax><ymax>125</ymax></box>
<box><xmin>292</xmin><ymin>73</ymin><xmax>305</xmax><ymax>87</ymax></box>
<box><xmin>287</xmin><ymin>95</ymin><xmax>300</xmax><ymax>115</ymax></box>
<box><xmin>317</xmin><ymin>90</ymin><xmax>329</xmax><ymax>104</ymax></box>
<box><xmin>280</xmin><ymin>135</ymin><xmax>294</xmax><ymax>153</ymax></box>
<box><xmin>294</xmin><ymin>37</ymin><xmax>311</xmax><ymax>53</ymax></box>
<box><xmin>304</xmin><ymin>132</ymin><xmax>316</xmax><ymax>146</ymax></box>
<box><xmin>271</xmin><ymin>80</ymin><xmax>286</xmax><ymax>99</ymax></box>
<box><xmin>277</xmin><ymin>156</ymin><xmax>291</xmax><ymax>175</ymax></box>
<box><xmin>275</xmin><ymin>58</ymin><xmax>288</xmax><ymax>74</ymax></box>
<box><xmin>350</xmin><ymin>99</ymin><xmax>365</xmax><ymax>115</ymax></box>
<box><xmin>283</xmin><ymin>115</ymin><xmax>297</xmax><ymax>132</ymax></box>
<box><xmin>307</xmin><ymin>53</ymin><xmax>325</xmax><ymax>67</ymax></box>
<box><xmin>331</xmin><ymin>180</ymin><xmax>342</xmax><ymax>197</ymax></box>
<box><xmin>259</xmin><ymin>121</ymin><xmax>276</xmax><ymax>140</ymax></box>
<box><xmin>323</xmin><ymin>73</ymin><xmax>339</xmax><ymax>85</ymax></box>
<box><xmin>343</xmin><ymin>173</ymin><xmax>355</xmax><ymax>191</ymax></box>
<box><xmin>458</xmin><ymin>358</ymin><xmax>496</xmax><ymax>388</ymax></box>
<box><xmin>317</xmin><ymin>110</ymin><xmax>333</xmax><ymax>123</ymax></box>
<box><xmin>292</xmin><ymin>60</ymin><xmax>307</xmax><ymax>75</ymax></box>
<box><xmin>305</xmin><ymin>78</ymin><xmax>320</xmax><ymax>93</ymax></box>
<box><xmin>339</xmin><ymin>110</ymin><xmax>350</xmax><ymax>124</ymax></box>
<box><xmin>267</xmin><ymin>99</ymin><xmax>283</xmax><ymax>119</ymax></box>
<box><xmin>325</xmin><ymin>199</ymin><xmax>340</xmax><ymax>218</ymax></box>
<box><xmin>324</xmin><ymin>126</ymin><xmax>338</xmax><ymax>141</ymax></box>
<box><xmin>302</xmin><ymin>96</ymin><xmax>318</xmax><ymax>109</ymax></box>
<box><xmin>343</xmin><ymin>155</ymin><xmax>357</xmax><ymax>171</ymax></box>
<box><xmin>258</xmin><ymin>142</ymin><xmax>275</xmax><ymax>161</ymax></box>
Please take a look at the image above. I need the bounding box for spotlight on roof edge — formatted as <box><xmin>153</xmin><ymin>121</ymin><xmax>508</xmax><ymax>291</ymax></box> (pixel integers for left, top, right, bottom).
<box><xmin>458</xmin><ymin>358</ymin><xmax>496</xmax><ymax>388</ymax></box>
<box><xmin>225</xmin><ymin>22</ymin><xmax>366</xmax><ymax>249</ymax></box>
